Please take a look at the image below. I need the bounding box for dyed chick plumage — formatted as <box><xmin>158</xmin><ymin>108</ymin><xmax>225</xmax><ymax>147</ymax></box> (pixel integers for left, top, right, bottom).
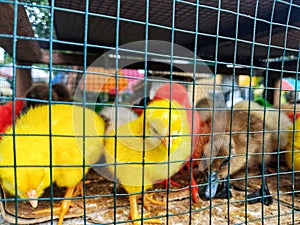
<box><xmin>0</xmin><ymin>100</ymin><xmax>24</xmax><ymax>135</ymax></box>
<box><xmin>104</xmin><ymin>99</ymin><xmax>191</xmax><ymax>224</ymax></box>
<box><xmin>0</xmin><ymin>104</ymin><xmax>105</xmax><ymax>225</ymax></box>
<box><xmin>286</xmin><ymin>117</ymin><xmax>300</xmax><ymax>171</ymax></box>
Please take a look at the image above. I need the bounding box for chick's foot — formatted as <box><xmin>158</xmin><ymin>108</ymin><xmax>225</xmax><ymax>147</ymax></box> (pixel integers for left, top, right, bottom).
<box><xmin>33</xmin><ymin>181</ymin><xmax>89</xmax><ymax>225</ymax></box>
<box><xmin>130</xmin><ymin>195</ymin><xmax>163</xmax><ymax>225</ymax></box>
<box><xmin>144</xmin><ymin>193</ymin><xmax>166</xmax><ymax>207</ymax></box>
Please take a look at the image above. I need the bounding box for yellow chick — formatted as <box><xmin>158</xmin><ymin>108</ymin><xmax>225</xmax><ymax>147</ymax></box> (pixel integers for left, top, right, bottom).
<box><xmin>286</xmin><ymin>117</ymin><xmax>300</xmax><ymax>171</ymax></box>
<box><xmin>103</xmin><ymin>99</ymin><xmax>191</xmax><ymax>224</ymax></box>
<box><xmin>0</xmin><ymin>104</ymin><xmax>105</xmax><ymax>225</ymax></box>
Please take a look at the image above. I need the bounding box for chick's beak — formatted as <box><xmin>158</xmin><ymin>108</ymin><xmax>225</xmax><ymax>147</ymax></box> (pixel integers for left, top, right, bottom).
<box><xmin>27</xmin><ymin>189</ymin><xmax>38</xmax><ymax>208</ymax></box>
<box><xmin>162</xmin><ymin>137</ymin><xmax>172</xmax><ymax>148</ymax></box>
<box><xmin>198</xmin><ymin>171</ymin><xmax>219</xmax><ymax>200</ymax></box>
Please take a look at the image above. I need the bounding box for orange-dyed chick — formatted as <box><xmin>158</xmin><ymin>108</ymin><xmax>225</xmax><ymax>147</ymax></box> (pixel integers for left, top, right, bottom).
<box><xmin>0</xmin><ymin>104</ymin><xmax>105</xmax><ymax>225</ymax></box>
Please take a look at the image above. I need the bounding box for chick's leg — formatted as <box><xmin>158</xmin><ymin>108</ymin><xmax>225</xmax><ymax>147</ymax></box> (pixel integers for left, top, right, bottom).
<box><xmin>186</xmin><ymin>162</ymin><xmax>199</xmax><ymax>203</ymax></box>
<box><xmin>33</xmin><ymin>186</ymin><xmax>76</xmax><ymax>225</ymax></box>
<box><xmin>191</xmin><ymin>172</ymin><xmax>199</xmax><ymax>203</ymax></box>
<box><xmin>129</xmin><ymin>195</ymin><xmax>163</xmax><ymax>225</ymax></box>
<box><xmin>33</xmin><ymin>182</ymin><xmax>85</xmax><ymax>225</ymax></box>
<box><xmin>57</xmin><ymin>185</ymin><xmax>78</xmax><ymax>225</ymax></box>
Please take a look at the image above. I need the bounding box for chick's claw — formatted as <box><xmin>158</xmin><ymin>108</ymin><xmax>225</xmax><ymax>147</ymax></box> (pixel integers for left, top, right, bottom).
<box><xmin>33</xmin><ymin>181</ymin><xmax>89</xmax><ymax>225</ymax></box>
<box><xmin>32</xmin><ymin>186</ymin><xmax>76</xmax><ymax>225</ymax></box>
<box><xmin>144</xmin><ymin>194</ymin><xmax>166</xmax><ymax>206</ymax></box>
<box><xmin>137</xmin><ymin>193</ymin><xmax>165</xmax><ymax>212</ymax></box>
<box><xmin>134</xmin><ymin>218</ymin><xmax>163</xmax><ymax>225</ymax></box>
<box><xmin>130</xmin><ymin>195</ymin><xmax>163</xmax><ymax>225</ymax></box>
<box><xmin>33</xmin><ymin>205</ymin><xmax>62</xmax><ymax>215</ymax></box>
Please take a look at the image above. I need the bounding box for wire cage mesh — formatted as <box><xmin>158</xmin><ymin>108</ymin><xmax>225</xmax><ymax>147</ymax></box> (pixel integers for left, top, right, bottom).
<box><xmin>0</xmin><ymin>0</ymin><xmax>299</xmax><ymax>224</ymax></box>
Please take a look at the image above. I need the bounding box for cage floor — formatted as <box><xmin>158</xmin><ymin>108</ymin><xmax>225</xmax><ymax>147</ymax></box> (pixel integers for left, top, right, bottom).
<box><xmin>0</xmin><ymin>163</ymin><xmax>300</xmax><ymax>225</ymax></box>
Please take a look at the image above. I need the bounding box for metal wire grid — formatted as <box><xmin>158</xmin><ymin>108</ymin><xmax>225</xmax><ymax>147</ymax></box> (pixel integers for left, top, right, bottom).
<box><xmin>0</xmin><ymin>0</ymin><xmax>296</xmax><ymax>75</ymax></box>
<box><xmin>0</xmin><ymin>0</ymin><xmax>299</xmax><ymax>224</ymax></box>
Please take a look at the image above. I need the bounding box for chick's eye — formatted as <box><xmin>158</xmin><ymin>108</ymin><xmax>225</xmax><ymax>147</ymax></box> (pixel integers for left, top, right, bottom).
<box><xmin>152</xmin><ymin>127</ymin><xmax>158</xmax><ymax>134</ymax></box>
